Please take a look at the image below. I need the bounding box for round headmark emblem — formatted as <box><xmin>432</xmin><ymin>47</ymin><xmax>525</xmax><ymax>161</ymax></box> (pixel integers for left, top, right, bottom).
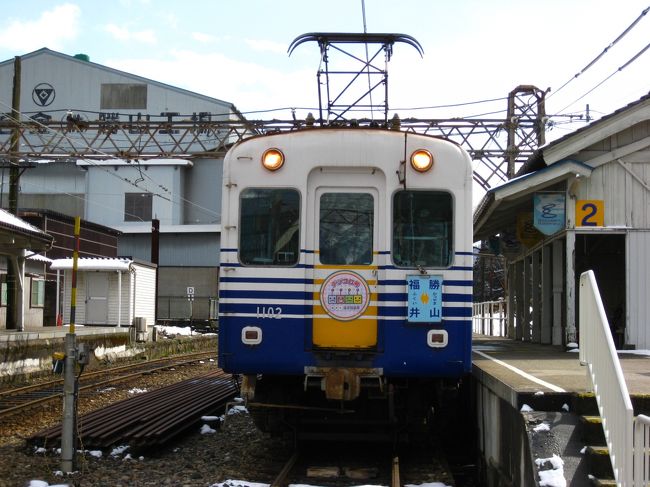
<box><xmin>32</xmin><ymin>83</ymin><xmax>55</xmax><ymax>107</ymax></box>
<box><xmin>320</xmin><ymin>271</ymin><xmax>371</xmax><ymax>321</ymax></box>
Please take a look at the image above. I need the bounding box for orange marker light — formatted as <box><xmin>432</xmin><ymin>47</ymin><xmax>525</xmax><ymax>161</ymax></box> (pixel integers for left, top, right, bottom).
<box><xmin>262</xmin><ymin>148</ymin><xmax>284</xmax><ymax>171</ymax></box>
<box><xmin>410</xmin><ymin>149</ymin><xmax>433</xmax><ymax>172</ymax></box>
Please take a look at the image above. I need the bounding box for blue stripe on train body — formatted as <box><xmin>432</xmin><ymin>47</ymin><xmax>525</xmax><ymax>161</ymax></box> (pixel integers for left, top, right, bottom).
<box><xmin>217</xmin><ymin>314</ymin><xmax>472</xmax><ymax>377</ymax></box>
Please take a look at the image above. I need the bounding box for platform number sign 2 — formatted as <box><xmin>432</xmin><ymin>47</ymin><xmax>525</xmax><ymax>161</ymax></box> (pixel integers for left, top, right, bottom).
<box><xmin>576</xmin><ymin>200</ymin><xmax>604</xmax><ymax>227</ymax></box>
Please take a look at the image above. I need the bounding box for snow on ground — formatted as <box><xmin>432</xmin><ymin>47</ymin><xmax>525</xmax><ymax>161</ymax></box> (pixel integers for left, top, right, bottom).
<box><xmin>533</xmin><ymin>423</ymin><xmax>550</xmax><ymax>433</ymax></box>
<box><xmin>154</xmin><ymin>325</ymin><xmax>194</xmax><ymax>337</ymax></box>
<box><xmin>535</xmin><ymin>454</ymin><xmax>566</xmax><ymax>487</ymax></box>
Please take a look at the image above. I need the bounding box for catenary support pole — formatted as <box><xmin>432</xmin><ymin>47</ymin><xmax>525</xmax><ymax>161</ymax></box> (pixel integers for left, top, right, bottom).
<box><xmin>61</xmin><ymin>216</ymin><xmax>80</xmax><ymax>472</ymax></box>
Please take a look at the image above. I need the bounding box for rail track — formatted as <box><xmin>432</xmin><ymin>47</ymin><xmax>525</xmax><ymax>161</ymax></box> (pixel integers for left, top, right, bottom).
<box><xmin>0</xmin><ymin>351</ymin><xmax>216</xmax><ymax>418</ymax></box>
<box><xmin>268</xmin><ymin>439</ymin><xmax>457</xmax><ymax>487</ymax></box>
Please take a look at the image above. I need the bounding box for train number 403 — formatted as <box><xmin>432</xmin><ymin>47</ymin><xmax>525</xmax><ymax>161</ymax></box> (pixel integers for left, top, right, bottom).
<box><xmin>256</xmin><ymin>306</ymin><xmax>282</xmax><ymax>319</ymax></box>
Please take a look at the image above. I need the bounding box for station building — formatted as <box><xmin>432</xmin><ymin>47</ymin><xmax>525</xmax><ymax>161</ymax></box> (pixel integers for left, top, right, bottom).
<box><xmin>474</xmin><ymin>92</ymin><xmax>650</xmax><ymax>349</ymax></box>
<box><xmin>0</xmin><ymin>49</ymin><xmax>244</xmax><ymax>326</ymax></box>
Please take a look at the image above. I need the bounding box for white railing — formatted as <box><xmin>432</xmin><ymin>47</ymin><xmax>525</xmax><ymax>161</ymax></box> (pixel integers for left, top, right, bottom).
<box><xmin>579</xmin><ymin>270</ymin><xmax>636</xmax><ymax>486</ymax></box>
<box><xmin>472</xmin><ymin>299</ymin><xmax>507</xmax><ymax>336</ymax></box>
<box><xmin>634</xmin><ymin>415</ymin><xmax>650</xmax><ymax>484</ymax></box>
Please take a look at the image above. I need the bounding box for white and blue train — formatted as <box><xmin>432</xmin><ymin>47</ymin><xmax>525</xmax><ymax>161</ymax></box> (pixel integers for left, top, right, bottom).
<box><xmin>218</xmin><ymin>126</ymin><xmax>473</xmax><ymax>436</ymax></box>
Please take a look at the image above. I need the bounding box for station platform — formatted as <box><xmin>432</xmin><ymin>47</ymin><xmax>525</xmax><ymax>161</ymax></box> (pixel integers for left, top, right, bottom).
<box><xmin>0</xmin><ymin>325</ymin><xmax>129</xmax><ymax>343</ymax></box>
<box><xmin>472</xmin><ymin>334</ymin><xmax>650</xmax><ymax>400</ymax></box>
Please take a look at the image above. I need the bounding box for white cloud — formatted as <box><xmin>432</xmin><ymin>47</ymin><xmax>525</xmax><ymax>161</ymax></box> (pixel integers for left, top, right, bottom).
<box><xmin>192</xmin><ymin>32</ymin><xmax>217</xmax><ymax>44</ymax></box>
<box><xmin>0</xmin><ymin>3</ymin><xmax>80</xmax><ymax>52</ymax></box>
<box><xmin>245</xmin><ymin>39</ymin><xmax>287</xmax><ymax>54</ymax></box>
<box><xmin>105</xmin><ymin>49</ymin><xmax>315</xmax><ymax>115</ymax></box>
<box><xmin>104</xmin><ymin>24</ymin><xmax>157</xmax><ymax>45</ymax></box>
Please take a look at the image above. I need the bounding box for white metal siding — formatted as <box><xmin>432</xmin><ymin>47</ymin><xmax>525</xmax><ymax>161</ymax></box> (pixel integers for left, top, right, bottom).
<box><xmin>60</xmin><ymin>265</ymin><xmax>156</xmax><ymax>326</ymax></box>
<box><xmin>132</xmin><ymin>264</ymin><xmax>156</xmax><ymax>326</ymax></box>
<box><xmin>627</xmin><ymin>231</ymin><xmax>650</xmax><ymax>348</ymax></box>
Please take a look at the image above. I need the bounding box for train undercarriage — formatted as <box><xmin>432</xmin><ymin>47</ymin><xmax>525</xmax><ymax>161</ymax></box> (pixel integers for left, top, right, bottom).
<box><xmin>239</xmin><ymin>371</ymin><xmax>464</xmax><ymax>443</ymax></box>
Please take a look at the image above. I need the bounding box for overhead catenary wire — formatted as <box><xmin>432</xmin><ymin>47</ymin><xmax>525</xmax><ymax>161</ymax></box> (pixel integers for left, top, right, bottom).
<box><xmin>0</xmin><ymin>99</ymin><xmax>221</xmax><ymax>219</ymax></box>
<box><xmin>549</xmin><ymin>5</ymin><xmax>649</xmax><ymax>100</ymax></box>
<box><xmin>556</xmin><ymin>41</ymin><xmax>650</xmax><ymax>115</ymax></box>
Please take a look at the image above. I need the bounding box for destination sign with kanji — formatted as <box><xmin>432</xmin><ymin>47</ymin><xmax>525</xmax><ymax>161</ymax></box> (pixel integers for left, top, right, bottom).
<box><xmin>407</xmin><ymin>275</ymin><xmax>443</xmax><ymax>323</ymax></box>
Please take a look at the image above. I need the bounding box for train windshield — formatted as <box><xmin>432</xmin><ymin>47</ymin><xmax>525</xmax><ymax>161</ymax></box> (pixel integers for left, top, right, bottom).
<box><xmin>239</xmin><ymin>188</ymin><xmax>300</xmax><ymax>266</ymax></box>
<box><xmin>319</xmin><ymin>192</ymin><xmax>373</xmax><ymax>265</ymax></box>
<box><xmin>392</xmin><ymin>190</ymin><xmax>453</xmax><ymax>268</ymax></box>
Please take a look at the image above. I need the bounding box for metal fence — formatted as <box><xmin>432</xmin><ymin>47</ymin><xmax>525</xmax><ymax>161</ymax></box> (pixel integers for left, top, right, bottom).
<box><xmin>156</xmin><ymin>296</ymin><xmax>218</xmax><ymax>324</ymax></box>
<box><xmin>472</xmin><ymin>300</ymin><xmax>507</xmax><ymax>337</ymax></box>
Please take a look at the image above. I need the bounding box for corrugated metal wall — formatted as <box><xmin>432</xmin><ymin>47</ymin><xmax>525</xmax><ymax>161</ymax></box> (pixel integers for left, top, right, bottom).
<box><xmin>132</xmin><ymin>264</ymin><xmax>156</xmax><ymax>326</ymax></box>
<box><xmin>627</xmin><ymin>231</ymin><xmax>650</xmax><ymax>348</ymax></box>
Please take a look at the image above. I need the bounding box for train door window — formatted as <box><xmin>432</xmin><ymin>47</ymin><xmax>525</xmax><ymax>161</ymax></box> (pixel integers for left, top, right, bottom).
<box><xmin>319</xmin><ymin>193</ymin><xmax>373</xmax><ymax>265</ymax></box>
<box><xmin>239</xmin><ymin>188</ymin><xmax>300</xmax><ymax>266</ymax></box>
<box><xmin>392</xmin><ymin>190</ymin><xmax>453</xmax><ymax>268</ymax></box>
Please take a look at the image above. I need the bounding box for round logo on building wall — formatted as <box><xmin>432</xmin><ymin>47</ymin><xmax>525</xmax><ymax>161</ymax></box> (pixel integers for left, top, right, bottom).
<box><xmin>32</xmin><ymin>83</ymin><xmax>55</xmax><ymax>107</ymax></box>
<box><xmin>320</xmin><ymin>270</ymin><xmax>371</xmax><ymax>321</ymax></box>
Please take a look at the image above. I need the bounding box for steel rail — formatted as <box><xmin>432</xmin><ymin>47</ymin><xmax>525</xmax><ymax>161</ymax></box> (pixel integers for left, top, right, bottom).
<box><xmin>0</xmin><ymin>351</ymin><xmax>216</xmax><ymax>418</ymax></box>
<box><xmin>29</xmin><ymin>370</ymin><xmax>237</xmax><ymax>448</ymax></box>
<box><xmin>270</xmin><ymin>451</ymin><xmax>300</xmax><ymax>487</ymax></box>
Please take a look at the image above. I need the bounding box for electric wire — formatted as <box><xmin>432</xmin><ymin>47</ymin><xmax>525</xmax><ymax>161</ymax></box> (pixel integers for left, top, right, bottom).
<box><xmin>549</xmin><ymin>5</ymin><xmax>649</xmax><ymax>100</ymax></box>
<box><xmin>556</xmin><ymin>41</ymin><xmax>650</xmax><ymax>115</ymax></box>
<box><xmin>0</xmin><ymin>100</ymin><xmax>221</xmax><ymax>219</ymax></box>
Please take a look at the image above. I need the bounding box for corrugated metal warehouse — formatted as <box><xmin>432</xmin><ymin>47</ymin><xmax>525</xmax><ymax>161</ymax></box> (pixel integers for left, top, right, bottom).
<box><xmin>0</xmin><ymin>49</ymin><xmax>243</xmax><ymax>325</ymax></box>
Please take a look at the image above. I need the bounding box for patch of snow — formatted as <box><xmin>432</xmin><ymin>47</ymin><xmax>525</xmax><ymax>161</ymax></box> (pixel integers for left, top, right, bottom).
<box><xmin>227</xmin><ymin>405</ymin><xmax>248</xmax><ymax>415</ymax></box>
<box><xmin>534</xmin><ymin>423</ymin><xmax>550</xmax><ymax>432</ymax></box>
<box><xmin>155</xmin><ymin>325</ymin><xmax>194</xmax><ymax>337</ymax></box>
<box><xmin>535</xmin><ymin>391</ymin><xmax>544</xmax><ymax>396</ymax></box>
<box><xmin>201</xmin><ymin>424</ymin><xmax>217</xmax><ymax>434</ymax></box>
<box><xmin>580</xmin><ymin>446</ymin><xmax>587</xmax><ymax>454</ymax></box>
<box><xmin>210</xmin><ymin>480</ymin><xmax>270</xmax><ymax>487</ymax></box>
<box><xmin>110</xmin><ymin>445</ymin><xmax>129</xmax><ymax>457</ymax></box>
<box><xmin>535</xmin><ymin>454</ymin><xmax>566</xmax><ymax>487</ymax></box>
<box><xmin>521</xmin><ymin>404</ymin><xmax>534</xmax><ymax>412</ymax></box>
<box><xmin>123</xmin><ymin>453</ymin><xmax>134</xmax><ymax>461</ymax></box>
<box><xmin>94</xmin><ymin>344</ymin><xmax>143</xmax><ymax>361</ymax></box>
<box><xmin>34</xmin><ymin>446</ymin><xmax>47</xmax><ymax>454</ymax></box>
<box><xmin>97</xmin><ymin>387</ymin><xmax>116</xmax><ymax>393</ymax></box>
<box><xmin>128</xmin><ymin>388</ymin><xmax>148</xmax><ymax>394</ymax></box>
<box><xmin>86</xmin><ymin>450</ymin><xmax>102</xmax><ymax>458</ymax></box>
<box><xmin>201</xmin><ymin>415</ymin><xmax>222</xmax><ymax>422</ymax></box>
<box><xmin>567</xmin><ymin>348</ymin><xmax>579</xmax><ymax>353</ymax></box>
<box><xmin>562</xmin><ymin>403</ymin><xmax>570</xmax><ymax>411</ymax></box>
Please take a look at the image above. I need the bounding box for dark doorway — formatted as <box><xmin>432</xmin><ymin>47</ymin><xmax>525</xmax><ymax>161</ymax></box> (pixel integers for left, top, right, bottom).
<box><xmin>575</xmin><ymin>234</ymin><xmax>626</xmax><ymax>348</ymax></box>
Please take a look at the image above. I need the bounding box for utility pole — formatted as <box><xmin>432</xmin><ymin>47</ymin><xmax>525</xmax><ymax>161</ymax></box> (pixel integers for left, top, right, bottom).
<box><xmin>151</xmin><ymin>218</ymin><xmax>160</xmax><ymax>325</ymax></box>
<box><xmin>61</xmin><ymin>216</ymin><xmax>89</xmax><ymax>473</ymax></box>
<box><xmin>6</xmin><ymin>56</ymin><xmax>21</xmax><ymax>330</ymax></box>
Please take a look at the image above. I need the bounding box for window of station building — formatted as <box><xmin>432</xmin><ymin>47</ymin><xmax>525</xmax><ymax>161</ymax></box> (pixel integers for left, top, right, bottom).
<box><xmin>124</xmin><ymin>192</ymin><xmax>153</xmax><ymax>222</ymax></box>
<box><xmin>100</xmin><ymin>83</ymin><xmax>147</xmax><ymax>110</ymax></box>
<box><xmin>392</xmin><ymin>190</ymin><xmax>453</xmax><ymax>268</ymax></box>
<box><xmin>239</xmin><ymin>188</ymin><xmax>300</xmax><ymax>266</ymax></box>
<box><xmin>319</xmin><ymin>193</ymin><xmax>373</xmax><ymax>265</ymax></box>
<box><xmin>30</xmin><ymin>279</ymin><xmax>45</xmax><ymax>308</ymax></box>
<box><xmin>0</xmin><ymin>280</ymin><xmax>6</xmax><ymax>307</ymax></box>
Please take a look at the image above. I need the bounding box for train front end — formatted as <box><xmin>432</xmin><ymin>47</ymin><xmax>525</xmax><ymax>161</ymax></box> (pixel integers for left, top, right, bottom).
<box><xmin>218</xmin><ymin>127</ymin><xmax>473</xmax><ymax>435</ymax></box>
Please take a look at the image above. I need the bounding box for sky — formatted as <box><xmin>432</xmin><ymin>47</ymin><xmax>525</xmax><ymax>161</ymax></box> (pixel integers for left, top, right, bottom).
<box><xmin>0</xmin><ymin>0</ymin><xmax>648</xmax><ymax>142</ymax></box>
